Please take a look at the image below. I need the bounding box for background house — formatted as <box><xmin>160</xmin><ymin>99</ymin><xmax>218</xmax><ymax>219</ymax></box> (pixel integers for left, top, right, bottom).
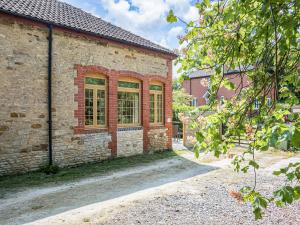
<box><xmin>0</xmin><ymin>0</ymin><xmax>176</xmax><ymax>175</ymax></box>
<box><xmin>182</xmin><ymin>69</ymin><xmax>271</xmax><ymax>108</ymax></box>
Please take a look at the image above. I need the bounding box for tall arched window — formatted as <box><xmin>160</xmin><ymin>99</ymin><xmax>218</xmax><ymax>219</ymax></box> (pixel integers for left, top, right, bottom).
<box><xmin>150</xmin><ymin>82</ymin><xmax>164</xmax><ymax>125</ymax></box>
<box><xmin>84</xmin><ymin>75</ymin><xmax>107</xmax><ymax>128</ymax></box>
<box><xmin>117</xmin><ymin>78</ymin><xmax>141</xmax><ymax>126</ymax></box>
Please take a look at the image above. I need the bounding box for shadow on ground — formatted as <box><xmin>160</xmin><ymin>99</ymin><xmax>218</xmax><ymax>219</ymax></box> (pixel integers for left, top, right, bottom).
<box><xmin>0</xmin><ymin>154</ymin><xmax>218</xmax><ymax>225</ymax></box>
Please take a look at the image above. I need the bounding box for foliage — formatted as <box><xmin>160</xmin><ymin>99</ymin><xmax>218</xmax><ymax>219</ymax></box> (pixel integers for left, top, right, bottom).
<box><xmin>172</xmin><ymin>78</ymin><xmax>182</xmax><ymax>91</ymax></box>
<box><xmin>168</xmin><ymin>0</ymin><xmax>300</xmax><ymax>220</ymax></box>
<box><xmin>172</xmin><ymin>79</ymin><xmax>194</xmax><ymax>123</ymax></box>
<box><xmin>173</xmin><ymin>89</ymin><xmax>193</xmax><ymax>106</ymax></box>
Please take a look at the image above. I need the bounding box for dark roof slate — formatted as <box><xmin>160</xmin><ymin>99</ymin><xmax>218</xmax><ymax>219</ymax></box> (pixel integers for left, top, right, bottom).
<box><xmin>0</xmin><ymin>0</ymin><xmax>176</xmax><ymax>56</ymax></box>
<box><xmin>190</xmin><ymin>65</ymin><xmax>254</xmax><ymax>78</ymax></box>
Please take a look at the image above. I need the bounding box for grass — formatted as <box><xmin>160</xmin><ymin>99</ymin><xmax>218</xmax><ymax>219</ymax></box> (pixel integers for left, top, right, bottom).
<box><xmin>0</xmin><ymin>150</ymin><xmax>186</xmax><ymax>194</ymax></box>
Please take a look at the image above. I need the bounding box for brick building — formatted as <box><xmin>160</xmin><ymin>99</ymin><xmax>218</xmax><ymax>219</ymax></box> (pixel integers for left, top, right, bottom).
<box><xmin>182</xmin><ymin>69</ymin><xmax>271</xmax><ymax>108</ymax></box>
<box><xmin>0</xmin><ymin>0</ymin><xmax>176</xmax><ymax>175</ymax></box>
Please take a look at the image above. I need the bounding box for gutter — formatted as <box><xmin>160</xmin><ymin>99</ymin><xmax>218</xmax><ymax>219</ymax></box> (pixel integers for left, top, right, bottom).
<box><xmin>47</xmin><ymin>24</ymin><xmax>53</xmax><ymax>166</ymax></box>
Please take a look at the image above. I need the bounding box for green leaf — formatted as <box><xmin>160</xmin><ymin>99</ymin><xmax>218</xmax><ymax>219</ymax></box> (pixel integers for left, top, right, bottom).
<box><xmin>253</xmin><ymin>208</ymin><xmax>262</xmax><ymax>220</ymax></box>
<box><xmin>196</xmin><ymin>132</ymin><xmax>205</xmax><ymax>142</ymax></box>
<box><xmin>223</xmin><ymin>79</ymin><xmax>235</xmax><ymax>90</ymax></box>
<box><xmin>241</xmin><ymin>165</ymin><xmax>249</xmax><ymax>173</ymax></box>
<box><xmin>291</xmin><ymin>128</ymin><xmax>300</xmax><ymax>148</ymax></box>
<box><xmin>166</xmin><ymin>10</ymin><xmax>178</xmax><ymax>23</ymax></box>
<box><xmin>294</xmin><ymin>186</ymin><xmax>300</xmax><ymax>200</ymax></box>
<box><xmin>195</xmin><ymin>148</ymin><xmax>199</xmax><ymax>158</ymax></box>
<box><xmin>273</xmin><ymin>170</ymin><xmax>282</xmax><ymax>176</ymax></box>
<box><xmin>249</xmin><ymin>160</ymin><xmax>259</xmax><ymax>169</ymax></box>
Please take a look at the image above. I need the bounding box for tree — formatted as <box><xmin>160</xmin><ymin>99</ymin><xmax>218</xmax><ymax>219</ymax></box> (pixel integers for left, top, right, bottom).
<box><xmin>172</xmin><ymin>79</ymin><xmax>194</xmax><ymax>124</ymax></box>
<box><xmin>168</xmin><ymin>0</ymin><xmax>300</xmax><ymax>220</ymax></box>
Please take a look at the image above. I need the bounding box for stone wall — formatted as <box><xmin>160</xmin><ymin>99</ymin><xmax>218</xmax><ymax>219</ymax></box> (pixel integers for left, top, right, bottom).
<box><xmin>0</xmin><ymin>16</ymin><xmax>49</xmax><ymax>175</ymax></box>
<box><xmin>0</xmin><ymin>14</ymin><xmax>172</xmax><ymax>175</ymax></box>
<box><xmin>51</xmin><ymin>26</ymin><xmax>168</xmax><ymax>163</ymax></box>
<box><xmin>53</xmin><ymin>133</ymin><xmax>111</xmax><ymax>167</ymax></box>
<box><xmin>117</xmin><ymin>129</ymin><xmax>144</xmax><ymax>157</ymax></box>
<box><xmin>148</xmin><ymin>128</ymin><xmax>168</xmax><ymax>151</ymax></box>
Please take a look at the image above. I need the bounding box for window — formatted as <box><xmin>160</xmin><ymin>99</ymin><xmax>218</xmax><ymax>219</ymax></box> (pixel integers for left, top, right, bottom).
<box><xmin>220</xmin><ymin>96</ymin><xmax>225</xmax><ymax>105</ymax></box>
<box><xmin>150</xmin><ymin>83</ymin><xmax>164</xmax><ymax>124</ymax></box>
<box><xmin>118</xmin><ymin>79</ymin><xmax>141</xmax><ymax>126</ymax></box>
<box><xmin>254</xmin><ymin>98</ymin><xmax>260</xmax><ymax>109</ymax></box>
<box><xmin>191</xmin><ymin>97</ymin><xmax>197</xmax><ymax>106</ymax></box>
<box><xmin>203</xmin><ymin>91</ymin><xmax>211</xmax><ymax>105</ymax></box>
<box><xmin>85</xmin><ymin>76</ymin><xmax>106</xmax><ymax>127</ymax></box>
<box><xmin>267</xmin><ymin>97</ymin><xmax>272</xmax><ymax>107</ymax></box>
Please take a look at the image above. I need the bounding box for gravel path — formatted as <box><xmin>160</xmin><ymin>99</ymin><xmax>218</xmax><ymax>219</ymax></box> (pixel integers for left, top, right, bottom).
<box><xmin>1</xmin><ymin>150</ymin><xmax>299</xmax><ymax>225</ymax></box>
<box><xmin>95</xmin><ymin>169</ymin><xmax>300</xmax><ymax>225</ymax></box>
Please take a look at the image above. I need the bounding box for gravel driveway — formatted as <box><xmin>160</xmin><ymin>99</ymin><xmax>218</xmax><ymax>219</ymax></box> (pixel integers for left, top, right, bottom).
<box><xmin>1</xmin><ymin>150</ymin><xmax>299</xmax><ymax>225</ymax></box>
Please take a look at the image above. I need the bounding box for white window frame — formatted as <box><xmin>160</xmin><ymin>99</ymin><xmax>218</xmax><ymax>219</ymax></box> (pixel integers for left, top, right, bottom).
<box><xmin>203</xmin><ymin>91</ymin><xmax>211</xmax><ymax>105</ymax></box>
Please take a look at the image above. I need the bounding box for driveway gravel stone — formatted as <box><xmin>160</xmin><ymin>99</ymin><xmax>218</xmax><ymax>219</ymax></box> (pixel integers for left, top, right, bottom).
<box><xmin>0</xmin><ymin>150</ymin><xmax>299</xmax><ymax>225</ymax></box>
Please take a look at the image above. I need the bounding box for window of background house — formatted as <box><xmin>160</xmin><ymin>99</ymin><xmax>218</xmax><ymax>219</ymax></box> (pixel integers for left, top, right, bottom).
<box><xmin>220</xmin><ymin>96</ymin><xmax>225</xmax><ymax>105</ymax></box>
<box><xmin>150</xmin><ymin>83</ymin><xmax>164</xmax><ymax>124</ymax></box>
<box><xmin>118</xmin><ymin>79</ymin><xmax>141</xmax><ymax>126</ymax></box>
<box><xmin>191</xmin><ymin>97</ymin><xmax>197</xmax><ymax>107</ymax></box>
<box><xmin>267</xmin><ymin>97</ymin><xmax>272</xmax><ymax>107</ymax></box>
<box><xmin>85</xmin><ymin>76</ymin><xmax>106</xmax><ymax>127</ymax></box>
<box><xmin>254</xmin><ymin>98</ymin><xmax>260</xmax><ymax>109</ymax></box>
<box><xmin>203</xmin><ymin>91</ymin><xmax>211</xmax><ymax>105</ymax></box>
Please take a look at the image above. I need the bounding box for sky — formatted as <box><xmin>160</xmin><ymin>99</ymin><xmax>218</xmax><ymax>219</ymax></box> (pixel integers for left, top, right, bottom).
<box><xmin>60</xmin><ymin>0</ymin><xmax>200</xmax><ymax>78</ymax></box>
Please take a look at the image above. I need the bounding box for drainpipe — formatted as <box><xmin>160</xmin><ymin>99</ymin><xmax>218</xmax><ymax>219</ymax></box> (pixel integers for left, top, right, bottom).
<box><xmin>47</xmin><ymin>24</ymin><xmax>53</xmax><ymax>166</ymax></box>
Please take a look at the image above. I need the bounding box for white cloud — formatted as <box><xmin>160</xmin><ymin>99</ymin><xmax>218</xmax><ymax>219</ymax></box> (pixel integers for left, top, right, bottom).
<box><xmin>183</xmin><ymin>6</ymin><xmax>199</xmax><ymax>22</ymax></box>
<box><xmin>159</xmin><ymin>38</ymin><xmax>169</xmax><ymax>48</ymax></box>
<box><xmin>168</xmin><ymin>26</ymin><xmax>184</xmax><ymax>37</ymax></box>
<box><xmin>173</xmin><ymin>62</ymin><xmax>182</xmax><ymax>79</ymax></box>
<box><xmin>99</xmin><ymin>0</ymin><xmax>197</xmax><ymax>48</ymax></box>
<box><xmin>159</xmin><ymin>26</ymin><xmax>183</xmax><ymax>48</ymax></box>
<box><xmin>100</xmin><ymin>0</ymin><xmax>168</xmax><ymax>31</ymax></box>
<box><xmin>166</xmin><ymin>0</ymin><xmax>199</xmax><ymax>22</ymax></box>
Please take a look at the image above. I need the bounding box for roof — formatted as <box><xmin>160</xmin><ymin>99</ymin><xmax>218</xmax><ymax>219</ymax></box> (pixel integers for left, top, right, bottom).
<box><xmin>189</xmin><ymin>66</ymin><xmax>253</xmax><ymax>79</ymax></box>
<box><xmin>0</xmin><ymin>0</ymin><xmax>176</xmax><ymax>57</ymax></box>
<box><xmin>189</xmin><ymin>69</ymin><xmax>213</xmax><ymax>78</ymax></box>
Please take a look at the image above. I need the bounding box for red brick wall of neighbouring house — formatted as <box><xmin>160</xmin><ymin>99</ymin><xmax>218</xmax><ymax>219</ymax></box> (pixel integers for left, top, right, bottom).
<box><xmin>183</xmin><ymin>74</ymin><xmax>250</xmax><ymax>106</ymax></box>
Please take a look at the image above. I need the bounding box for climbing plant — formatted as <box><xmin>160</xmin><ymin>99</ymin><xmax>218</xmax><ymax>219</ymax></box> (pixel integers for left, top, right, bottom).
<box><xmin>168</xmin><ymin>0</ymin><xmax>300</xmax><ymax>220</ymax></box>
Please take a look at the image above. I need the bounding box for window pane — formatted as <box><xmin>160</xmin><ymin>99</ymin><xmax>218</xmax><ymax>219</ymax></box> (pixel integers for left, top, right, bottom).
<box><xmin>118</xmin><ymin>81</ymin><xmax>139</xmax><ymax>89</ymax></box>
<box><xmin>150</xmin><ymin>94</ymin><xmax>155</xmax><ymax>123</ymax></box>
<box><xmin>267</xmin><ymin>98</ymin><xmax>272</xmax><ymax>107</ymax></box>
<box><xmin>254</xmin><ymin>98</ymin><xmax>259</xmax><ymax>109</ymax></box>
<box><xmin>97</xmin><ymin>90</ymin><xmax>105</xmax><ymax>125</ymax></box>
<box><xmin>150</xmin><ymin>84</ymin><xmax>162</xmax><ymax>91</ymax></box>
<box><xmin>85</xmin><ymin>77</ymin><xmax>105</xmax><ymax>85</ymax></box>
<box><xmin>118</xmin><ymin>92</ymin><xmax>140</xmax><ymax>125</ymax></box>
<box><xmin>157</xmin><ymin>94</ymin><xmax>163</xmax><ymax>123</ymax></box>
<box><xmin>85</xmin><ymin>89</ymin><xmax>93</xmax><ymax>125</ymax></box>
